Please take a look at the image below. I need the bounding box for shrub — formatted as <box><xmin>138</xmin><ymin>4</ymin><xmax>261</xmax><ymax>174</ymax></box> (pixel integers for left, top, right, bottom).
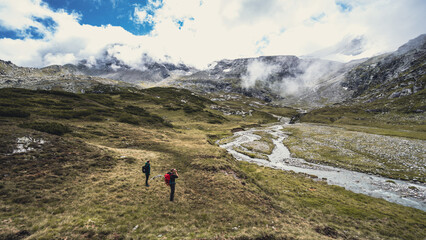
<box><xmin>183</xmin><ymin>105</ymin><xmax>202</xmax><ymax>114</ymax></box>
<box><xmin>19</xmin><ymin>122</ymin><xmax>72</xmax><ymax>135</ymax></box>
<box><xmin>118</xmin><ymin>113</ymin><xmax>139</xmax><ymax>125</ymax></box>
<box><xmin>207</xmin><ymin>119</ymin><xmax>223</xmax><ymax>124</ymax></box>
<box><xmin>47</xmin><ymin>110</ymin><xmax>94</xmax><ymax>119</ymax></box>
<box><xmin>36</xmin><ymin>90</ymin><xmax>81</xmax><ymax>99</ymax></box>
<box><xmin>0</xmin><ymin>108</ymin><xmax>30</xmax><ymax>118</ymax></box>
<box><xmin>163</xmin><ymin>104</ymin><xmax>181</xmax><ymax>111</ymax></box>
<box><xmin>88</xmin><ymin>115</ymin><xmax>104</xmax><ymax>121</ymax></box>
<box><xmin>124</xmin><ymin>105</ymin><xmax>149</xmax><ymax>116</ymax></box>
<box><xmin>162</xmin><ymin>121</ymin><xmax>174</xmax><ymax>128</ymax></box>
<box><xmin>124</xmin><ymin>105</ymin><xmax>173</xmax><ymax>128</ymax></box>
<box><xmin>85</xmin><ymin>94</ymin><xmax>116</xmax><ymax>106</ymax></box>
<box><xmin>119</xmin><ymin>93</ymin><xmax>144</xmax><ymax>100</ymax></box>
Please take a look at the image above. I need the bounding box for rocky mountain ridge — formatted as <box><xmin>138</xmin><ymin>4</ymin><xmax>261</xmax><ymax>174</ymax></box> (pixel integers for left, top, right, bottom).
<box><xmin>0</xmin><ymin>34</ymin><xmax>424</xmax><ymax>109</ymax></box>
<box><xmin>343</xmin><ymin>34</ymin><xmax>426</xmax><ymax>102</ymax></box>
<box><xmin>0</xmin><ymin>59</ymin><xmax>135</xmax><ymax>93</ymax></box>
<box><xmin>172</xmin><ymin>55</ymin><xmax>361</xmax><ymax>107</ymax></box>
<box><xmin>172</xmin><ymin>34</ymin><xmax>425</xmax><ymax>108</ymax></box>
<box><xmin>64</xmin><ymin>52</ymin><xmax>196</xmax><ymax>84</ymax></box>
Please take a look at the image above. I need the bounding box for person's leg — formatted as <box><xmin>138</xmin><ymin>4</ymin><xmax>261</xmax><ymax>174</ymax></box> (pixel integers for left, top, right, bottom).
<box><xmin>145</xmin><ymin>174</ymin><xmax>149</xmax><ymax>186</ymax></box>
<box><xmin>170</xmin><ymin>184</ymin><xmax>175</xmax><ymax>201</ymax></box>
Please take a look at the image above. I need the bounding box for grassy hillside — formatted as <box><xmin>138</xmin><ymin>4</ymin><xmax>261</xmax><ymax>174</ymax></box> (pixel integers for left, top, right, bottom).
<box><xmin>0</xmin><ymin>87</ymin><xmax>425</xmax><ymax>239</ymax></box>
<box><xmin>300</xmin><ymin>88</ymin><xmax>426</xmax><ymax>139</ymax></box>
<box><xmin>292</xmin><ymin>89</ymin><xmax>425</xmax><ymax>182</ymax></box>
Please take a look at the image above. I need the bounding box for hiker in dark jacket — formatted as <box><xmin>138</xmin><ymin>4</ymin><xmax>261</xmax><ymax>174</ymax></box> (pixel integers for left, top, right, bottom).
<box><xmin>144</xmin><ymin>161</ymin><xmax>151</xmax><ymax>186</ymax></box>
<box><xmin>169</xmin><ymin>169</ymin><xmax>179</xmax><ymax>201</ymax></box>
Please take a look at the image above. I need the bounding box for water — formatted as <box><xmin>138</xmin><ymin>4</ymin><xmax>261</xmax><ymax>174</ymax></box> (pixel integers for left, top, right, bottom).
<box><xmin>220</xmin><ymin>124</ymin><xmax>426</xmax><ymax>211</ymax></box>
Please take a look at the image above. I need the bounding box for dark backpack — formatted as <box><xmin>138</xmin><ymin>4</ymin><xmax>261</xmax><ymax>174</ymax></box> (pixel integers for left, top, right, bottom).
<box><xmin>164</xmin><ymin>172</ymin><xmax>171</xmax><ymax>185</ymax></box>
<box><xmin>142</xmin><ymin>165</ymin><xmax>147</xmax><ymax>173</ymax></box>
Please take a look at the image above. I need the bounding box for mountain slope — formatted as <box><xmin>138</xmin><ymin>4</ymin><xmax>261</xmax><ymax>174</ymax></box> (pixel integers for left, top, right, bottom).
<box><xmin>342</xmin><ymin>34</ymin><xmax>426</xmax><ymax>101</ymax></box>
<box><xmin>171</xmin><ymin>55</ymin><xmax>354</xmax><ymax>106</ymax></box>
<box><xmin>65</xmin><ymin>56</ymin><xmax>195</xmax><ymax>84</ymax></box>
<box><xmin>0</xmin><ymin>59</ymin><xmax>133</xmax><ymax>93</ymax></box>
<box><xmin>172</xmin><ymin>34</ymin><xmax>425</xmax><ymax>108</ymax></box>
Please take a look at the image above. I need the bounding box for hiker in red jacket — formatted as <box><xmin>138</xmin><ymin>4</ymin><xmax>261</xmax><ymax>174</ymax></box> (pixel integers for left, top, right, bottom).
<box><xmin>169</xmin><ymin>169</ymin><xmax>179</xmax><ymax>201</ymax></box>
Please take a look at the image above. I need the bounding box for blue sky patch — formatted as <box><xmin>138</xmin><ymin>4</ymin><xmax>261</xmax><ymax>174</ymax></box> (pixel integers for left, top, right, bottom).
<box><xmin>0</xmin><ymin>27</ymin><xmax>25</xmax><ymax>40</ymax></box>
<box><xmin>33</xmin><ymin>16</ymin><xmax>57</xmax><ymax>32</ymax></box>
<box><xmin>43</xmin><ymin>0</ymin><xmax>158</xmax><ymax>35</ymax></box>
<box><xmin>175</xmin><ymin>17</ymin><xmax>194</xmax><ymax>30</ymax></box>
<box><xmin>0</xmin><ymin>26</ymin><xmax>45</xmax><ymax>40</ymax></box>
<box><xmin>0</xmin><ymin>16</ymin><xmax>57</xmax><ymax>40</ymax></box>
<box><xmin>311</xmin><ymin>13</ymin><xmax>326</xmax><ymax>22</ymax></box>
<box><xmin>176</xmin><ymin>20</ymin><xmax>184</xmax><ymax>30</ymax></box>
<box><xmin>25</xmin><ymin>26</ymin><xmax>45</xmax><ymax>39</ymax></box>
<box><xmin>256</xmin><ymin>36</ymin><xmax>270</xmax><ymax>54</ymax></box>
<box><xmin>335</xmin><ymin>1</ymin><xmax>352</xmax><ymax>12</ymax></box>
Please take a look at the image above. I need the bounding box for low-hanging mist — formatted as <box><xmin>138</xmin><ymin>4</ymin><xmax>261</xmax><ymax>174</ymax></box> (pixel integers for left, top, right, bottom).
<box><xmin>241</xmin><ymin>57</ymin><xmax>344</xmax><ymax>97</ymax></box>
<box><xmin>241</xmin><ymin>60</ymin><xmax>280</xmax><ymax>89</ymax></box>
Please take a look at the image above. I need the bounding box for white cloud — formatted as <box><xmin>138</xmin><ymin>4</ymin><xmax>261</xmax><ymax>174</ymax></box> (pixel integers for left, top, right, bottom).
<box><xmin>44</xmin><ymin>52</ymin><xmax>76</xmax><ymax>66</ymax></box>
<box><xmin>277</xmin><ymin>60</ymin><xmax>341</xmax><ymax>96</ymax></box>
<box><xmin>0</xmin><ymin>0</ymin><xmax>425</xmax><ymax>69</ymax></box>
<box><xmin>132</xmin><ymin>0</ymin><xmax>163</xmax><ymax>24</ymax></box>
<box><xmin>242</xmin><ymin>60</ymin><xmax>279</xmax><ymax>88</ymax></box>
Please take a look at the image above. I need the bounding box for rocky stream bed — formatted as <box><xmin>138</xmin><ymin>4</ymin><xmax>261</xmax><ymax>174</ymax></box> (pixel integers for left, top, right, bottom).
<box><xmin>219</xmin><ymin>124</ymin><xmax>426</xmax><ymax>211</ymax></box>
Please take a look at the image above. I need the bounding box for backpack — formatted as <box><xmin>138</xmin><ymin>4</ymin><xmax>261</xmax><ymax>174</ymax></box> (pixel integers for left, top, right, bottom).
<box><xmin>142</xmin><ymin>165</ymin><xmax>146</xmax><ymax>173</ymax></box>
<box><xmin>164</xmin><ymin>172</ymin><xmax>171</xmax><ymax>185</ymax></box>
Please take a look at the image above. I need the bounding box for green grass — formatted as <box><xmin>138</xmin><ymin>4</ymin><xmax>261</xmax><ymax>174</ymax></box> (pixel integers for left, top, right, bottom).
<box><xmin>233</xmin><ymin>146</ymin><xmax>269</xmax><ymax>160</ymax></box>
<box><xmin>300</xmin><ymin>89</ymin><xmax>426</xmax><ymax>140</ymax></box>
<box><xmin>283</xmin><ymin>123</ymin><xmax>425</xmax><ymax>182</ymax></box>
<box><xmin>0</xmin><ymin>87</ymin><xmax>425</xmax><ymax>239</ymax></box>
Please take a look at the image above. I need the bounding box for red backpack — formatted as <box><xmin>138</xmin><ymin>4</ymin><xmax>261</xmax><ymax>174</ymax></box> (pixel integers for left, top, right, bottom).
<box><xmin>164</xmin><ymin>172</ymin><xmax>171</xmax><ymax>185</ymax></box>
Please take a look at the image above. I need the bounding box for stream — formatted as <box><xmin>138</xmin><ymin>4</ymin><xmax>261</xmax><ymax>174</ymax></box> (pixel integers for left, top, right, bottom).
<box><xmin>219</xmin><ymin>124</ymin><xmax>426</xmax><ymax>211</ymax></box>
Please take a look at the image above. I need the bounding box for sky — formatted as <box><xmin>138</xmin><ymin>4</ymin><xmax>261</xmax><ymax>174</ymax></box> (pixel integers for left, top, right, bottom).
<box><xmin>0</xmin><ymin>0</ymin><xmax>425</xmax><ymax>69</ymax></box>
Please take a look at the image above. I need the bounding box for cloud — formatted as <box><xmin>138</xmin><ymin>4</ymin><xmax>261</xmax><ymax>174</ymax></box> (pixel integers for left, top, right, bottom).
<box><xmin>0</xmin><ymin>0</ymin><xmax>425</xmax><ymax>69</ymax></box>
<box><xmin>110</xmin><ymin>0</ymin><xmax>118</xmax><ymax>8</ymax></box>
<box><xmin>277</xmin><ymin>60</ymin><xmax>341</xmax><ymax>96</ymax></box>
<box><xmin>242</xmin><ymin>59</ymin><xmax>279</xmax><ymax>88</ymax></box>
<box><xmin>241</xmin><ymin>57</ymin><xmax>344</xmax><ymax>97</ymax></box>
<box><xmin>44</xmin><ymin>52</ymin><xmax>76</xmax><ymax>65</ymax></box>
<box><xmin>132</xmin><ymin>0</ymin><xmax>163</xmax><ymax>25</ymax></box>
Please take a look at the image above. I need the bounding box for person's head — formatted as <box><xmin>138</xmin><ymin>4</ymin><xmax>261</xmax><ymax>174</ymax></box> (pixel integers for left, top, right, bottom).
<box><xmin>171</xmin><ymin>168</ymin><xmax>177</xmax><ymax>173</ymax></box>
<box><xmin>147</xmin><ymin>160</ymin><xmax>150</xmax><ymax>163</ymax></box>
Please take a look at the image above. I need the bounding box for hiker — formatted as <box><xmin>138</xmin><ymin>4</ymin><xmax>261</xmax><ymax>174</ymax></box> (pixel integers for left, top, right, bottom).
<box><xmin>169</xmin><ymin>169</ymin><xmax>179</xmax><ymax>201</ymax></box>
<box><xmin>143</xmin><ymin>160</ymin><xmax>151</xmax><ymax>186</ymax></box>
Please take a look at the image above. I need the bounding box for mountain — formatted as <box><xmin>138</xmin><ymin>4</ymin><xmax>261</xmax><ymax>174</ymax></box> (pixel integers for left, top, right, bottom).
<box><xmin>0</xmin><ymin>59</ymin><xmax>134</xmax><ymax>93</ymax></box>
<box><xmin>172</xmin><ymin>34</ymin><xmax>425</xmax><ymax>108</ymax></box>
<box><xmin>64</xmin><ymin>51</ymin><xmax>196</xmax><ymax>85</ymax></box>
<box><xmin>170</xmin><ymin>55</ymin><xmax>357</xmax><ymax>106</ymax></box>
<box><xmin>0</xmin><ymin>34</ymin><xmax>425</xmax><ymax>109</ymax></box>
<box><xmin>342</xmin><ymin>34</ymin><xmax>426</xmax><ymax>101</ymax></box>
<box><xmin>171</xmin><ymin>55</ymin><xmax>309</xmax><ymax>102</ymax></box>
<box><xmin>305</xmin><ymin>35</ymin><xmax>366</xmax><ymax>60</ymax></box>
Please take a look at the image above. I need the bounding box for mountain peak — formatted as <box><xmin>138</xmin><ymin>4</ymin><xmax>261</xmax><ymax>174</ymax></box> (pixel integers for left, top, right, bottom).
<box><xmin>395</xmin><ymin>34</ymin><xmax>426</xmax><ymax>55</ymax></box>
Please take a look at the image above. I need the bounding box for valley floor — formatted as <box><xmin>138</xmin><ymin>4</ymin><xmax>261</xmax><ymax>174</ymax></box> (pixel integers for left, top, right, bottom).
<box><xmin>283</xmin><ymin>123</ymin><xmax>425</xmax><ymax>183</ymax></box>
<box><xmin>0</xmin><ymin>88</ymin><xmax>425</xmax><ymax>239</ymax></box>
<box><xmin>219</xmin><ymin>123</ymin><xmax>426</xmax><ymax>211</ymax></box>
